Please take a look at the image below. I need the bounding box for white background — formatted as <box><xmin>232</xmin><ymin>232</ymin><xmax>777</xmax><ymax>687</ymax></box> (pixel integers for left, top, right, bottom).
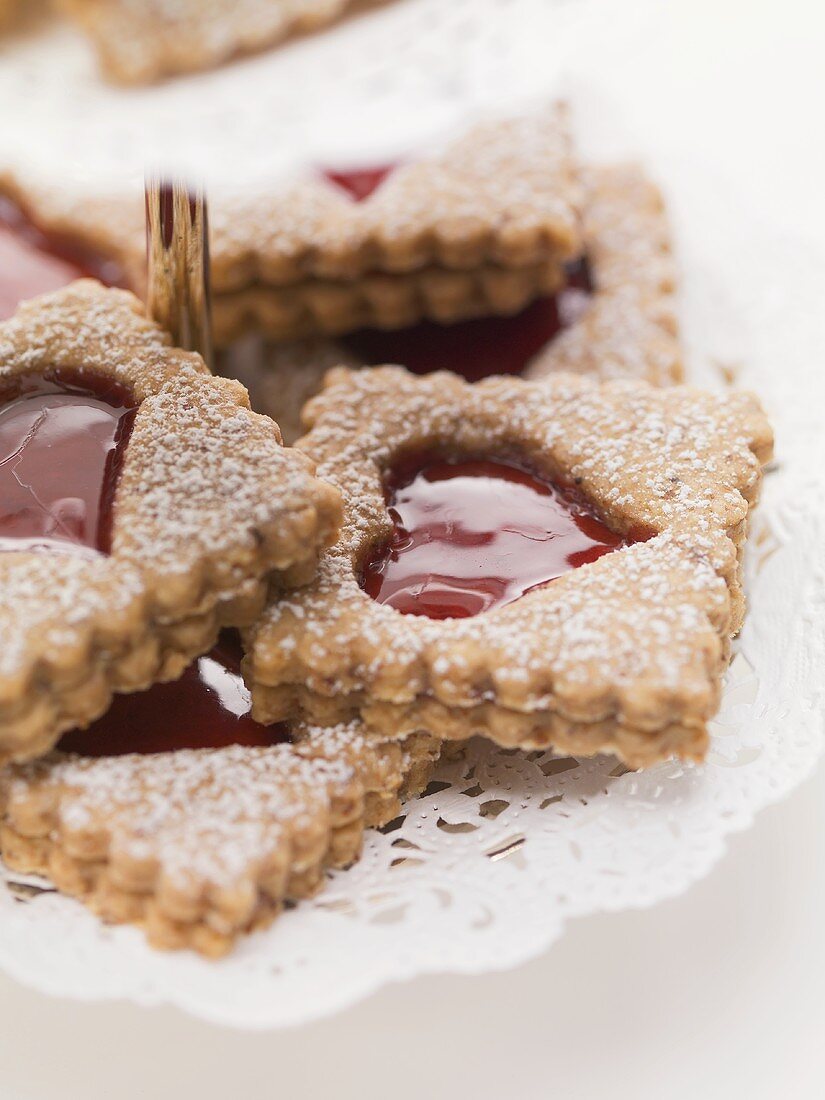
<box><xmin>0</xmin><ymin>0</ymin><xmax>824</xmax><ymax>1094</ymax></box>
<box><xmin>1</xmin><ymin>765</ymin><xmax>824</xmax><ymax>1099</ymax></box>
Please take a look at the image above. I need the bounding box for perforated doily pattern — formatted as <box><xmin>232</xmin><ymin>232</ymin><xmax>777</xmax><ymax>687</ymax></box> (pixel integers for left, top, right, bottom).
<box><xmin>0</xmin><ymin>0</ymin><xmax>823</xmax><ymax>1029</ymax></box>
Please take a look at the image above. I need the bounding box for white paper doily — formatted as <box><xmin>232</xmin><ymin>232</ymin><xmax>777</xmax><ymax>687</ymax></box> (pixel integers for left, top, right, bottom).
<box><xmin>0</xmin><ymin>0</ymin><xmax>823</xmax><ymax>1030</ymax></box>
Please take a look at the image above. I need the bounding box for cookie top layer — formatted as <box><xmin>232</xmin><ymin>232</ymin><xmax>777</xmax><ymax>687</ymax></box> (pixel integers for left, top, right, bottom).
<box><xmin>247</xmin><ymin>366</ymin><xmax>772</xmax><ymax>764</ymax></box>
<box><xmin>1</xmin><ymin>106</ymin><xmax>582</xmax><ymax>292</ymax></box>
<box><xmin>0</xmin><ymin>280</ymin><xmax>342</xmax><ymax>763</ymax></box>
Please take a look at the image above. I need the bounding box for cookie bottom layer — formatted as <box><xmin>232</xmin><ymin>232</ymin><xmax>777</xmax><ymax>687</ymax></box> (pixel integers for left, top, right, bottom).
<box><xmin>251</xmin><ymin>682</ymin><xmax>713</xmax><ymax>771</ymax></box>
<box><xmin>212</xmin><ymin>261</ymin><xmax>565</xmax><ymax>345</ymax></box>
<box><xmin>0</xmin><ymin>730</ymin><xmax>440</xmax><ymax>957</ymax></box>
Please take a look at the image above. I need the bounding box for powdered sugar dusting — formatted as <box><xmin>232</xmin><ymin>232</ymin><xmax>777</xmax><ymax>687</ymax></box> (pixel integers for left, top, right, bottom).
<box><xmin>115</xmin><ymin>374</ymin><xmax>329</xmax><ymax>581</ymax></box>
<box><xmin>1</xmin><ymin>106</ymin><xmax>582</xmax><ymax>294</ymax></box>
<box><xmin>528</xmin><ymin>164</ymin><xmax>681</xmax><ymax>385</ymax></box>
<box><xmin>0</xmin><ymin>282</ymin><xmax>340</xmax><ymax>749</ymax></box>
<box><xmin>0</xmin><ymin>555</ymin><xmax>143</xmax><ymax>683</ymax></box>
<box><xmin>2</xmin><ymin>719</ymin><xmax>416</xmax><ymax>887</ymax></box>
<box><xmin>250</xmin><ymin>366</ymin><xmax>771</xmax><ymax>731</ymax></box>
<box><xmin>206</xmin><ymin>106</ymin><xmax>582</xmax><ymax>288</ymax></box>
<box><xmin>212</xmin><ymin>161</ymin><xmax>680</xmax><ymax>440</ymax></box>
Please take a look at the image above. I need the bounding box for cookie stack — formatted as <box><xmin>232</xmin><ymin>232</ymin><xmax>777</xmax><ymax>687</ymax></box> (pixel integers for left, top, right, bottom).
<box><xmin>0</xmin><ymin>105</ymin><xmax>773</xmax><ymax>955</ymax></box>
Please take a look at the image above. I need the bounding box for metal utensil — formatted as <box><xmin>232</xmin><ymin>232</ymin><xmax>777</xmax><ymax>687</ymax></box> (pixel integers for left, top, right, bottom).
<box><xmin>144</xmin><ymin>176</ymin><xmax>213</xmax><ymax>370</ymax></box>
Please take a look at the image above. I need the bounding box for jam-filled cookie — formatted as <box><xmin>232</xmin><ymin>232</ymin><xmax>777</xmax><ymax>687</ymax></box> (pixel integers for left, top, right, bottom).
<box><xmin>207</xmin><ymin>107</ymin><xmax>582</xmax><ymax>344</ymax></box>
<box><xmin>57</xmin><ymin>0</ymin><xmax>379</xmax><ymax>83</ymax></box>
<box><xmin>0</xmin><ymin>631</ymin><xmax>439</xmax><ymax>956</ymax></box>
<box><xmin>1</xmin><ymin>106</ymin><xmax>583</xmax><ymax>347</ymax></box>
<box><xmin>211</xmin><ymin>156</ymin><xmax>681</xmax><ymax>443</ymax></box>
<box><xmin>0</xmin><ymin>280</ymin><xmax>341</xmax><ymax>765</ymax></box>
<box><xmin>216</xmin><ymin>161</ymin><xmax>682</xmax><ymax>443</ymax></box>
<box><xmin>245</xmin><ymin>366</ymin><xmax>772</xmax><ymax>768</ymax></box>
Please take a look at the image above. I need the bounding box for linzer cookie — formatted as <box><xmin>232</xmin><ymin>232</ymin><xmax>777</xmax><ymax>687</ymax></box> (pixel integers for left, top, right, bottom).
<box><xmin>0</xmin><ymin>632</ymin><xmax>439</xmax><ymax>956</ymax></box>
<box><xmin>246</xmin><ymin>366</ymin><xmax>773</xmax><ymax>768</ymax></box>
<box><xmin>0</xmin><ymin>133</ymin><xmax>677</xmax><ymax>388</ymax></box>
<box><xmin>219</xmin><ymin>162</ymin><xmax>680</xmax><ymax>442</ymax></box>
<box><xmin>58</xmin><ymin>0</ymin><xmax>378</xmax><ymax>83</ymax></box>
<box><xmin>210</xmin><ymin>108</ymin><xmax>582</xmax><ymax>343</ymax></box>
<box><xmin>0</xmin><ymin>280</ymin><xmax>341</xmax><ymax>765</ymax></box>
<box><xmin>527</xmin><ymin>164</ymin><xmax>682</xmax><ymax>386</ymax></box>
<box><xmin>1</xmin><ymin>107</ymin><xmax>582</xmax><ymax>345</ymax></box>
<box><xmin>322</xmin><ymin>163</ymin><xmax>678</xmax><ymax>387</ymax></box>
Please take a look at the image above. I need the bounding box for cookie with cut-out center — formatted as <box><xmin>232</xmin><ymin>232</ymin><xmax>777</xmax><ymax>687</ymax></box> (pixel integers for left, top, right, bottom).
<box><xmin>0</xmin><ymin>673</ymin><xmax>439</xmax><ymax>956</ymax></box>
<box><xmin>245</xmin><ymin>365</ymin><xmax>772</xmax><ymax>768</ymax></box>
<box><xmin>1</xmin><ymin>106</ymin><xmax>583</xmax><ymax>345</ymax></box>
<box><xmin>58</xmin><ymin>0</ymin><xmax>383</xmax><ymax>83</ymax></box>
<box><xmin>0</xmin><ymin>280</ymin><xmax>341</xmax><ymax>764</ymax></box>
<box><xmin>214</xmin><ymin>161</ymin><xmax>680</xmax><ymax>447</ymax></box>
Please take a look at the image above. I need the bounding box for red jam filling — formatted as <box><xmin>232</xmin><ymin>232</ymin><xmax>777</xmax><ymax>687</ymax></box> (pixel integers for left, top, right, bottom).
<box><xmin>57</xmin><ymin>632</ymin><xmax>291</xmax><ymax>757</ymax></box>
<box><xmin>0</xmin><ymin>370</ymin><xmax>137</xmax><ymax>555</ymax></box>
<box><xmin>321</xmin><ymin>164</ymin><xmax>593</xmax><ymax>379</ymax></box>
<box><xmin>322</xmin><ymin>166</ymin><xmax>396</xmax><ymax>203</ymax></box>
<box><xmin>362</xmin><ymin>456</ymin><xmax>624</xmax><ymax>619</ymax></box>
<box><xmin>0</xmin><ymin>196</ymin><xmax>125</xmax><ymax>322</ymax></box>
<box><xmin>343</xmin><ymin>258</ymin><xmax>593</xmax><ymax>381</ymax></box>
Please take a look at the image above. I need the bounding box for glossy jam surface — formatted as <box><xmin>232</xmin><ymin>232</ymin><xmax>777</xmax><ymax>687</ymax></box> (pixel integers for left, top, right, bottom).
<box><xmin>320</xmin><ymin>163</ymin><xmax>591</xmax><ymax>380</ymax></box>
<box><xmin>58</xmin><ymin>633</ymin><xmax>291</xmax><ymax>757</ymax></box>
<box><xmin>362</xmin><ymin>457</ymin><xmax>624</xmax><ymax>619</ymax></box>
<box><xmin>0</xmin><ymin>196</ymin><xmax>125</xmax><ymax>321</ymax></box>
<box><xmin>322</xmin><ymin>165</ymin><xmax>396</xmax><ymax>203</ymax></box>
<box><xmin>0</xmin><ymin>371</ymin><xmax>137</xmax><ymax>555</ymax></box>
<box><xmin>343</xmin><ymin>259</ymin><xmax>593</xmax><ymax>381</ymax></box>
